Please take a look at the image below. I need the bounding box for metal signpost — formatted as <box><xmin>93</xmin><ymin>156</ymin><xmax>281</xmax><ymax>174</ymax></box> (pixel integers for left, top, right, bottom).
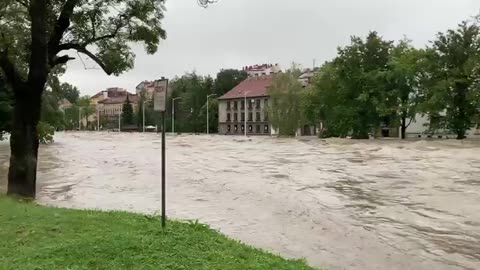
<box><xmin>154</xmin><ymin>78</ymin><xmax>168</xmax><ymax>228</ymax></box>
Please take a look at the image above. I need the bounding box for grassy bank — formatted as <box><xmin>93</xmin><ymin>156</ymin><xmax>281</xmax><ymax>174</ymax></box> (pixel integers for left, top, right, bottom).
<box><xmin>0</xmin><ymin>196</ymin><xmax>315</xmax><ymax>270</ymax></box>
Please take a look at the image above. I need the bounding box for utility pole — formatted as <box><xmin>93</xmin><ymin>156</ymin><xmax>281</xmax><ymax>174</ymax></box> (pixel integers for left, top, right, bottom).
<box><xmin>206</xmin><ymin>94</ymin><xmax>216</xmax><ymax>134</ymax></box>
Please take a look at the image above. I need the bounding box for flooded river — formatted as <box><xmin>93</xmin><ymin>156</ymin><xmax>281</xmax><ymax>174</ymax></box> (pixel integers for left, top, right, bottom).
<box><xmin>1</xmin><ymin>132</ymin><xmax>479</xmax><ymax>270</ymax></box>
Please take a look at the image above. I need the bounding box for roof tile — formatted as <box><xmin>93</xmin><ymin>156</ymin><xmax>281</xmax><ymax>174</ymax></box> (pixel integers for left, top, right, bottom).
<box><xmin>219</xmin><ymin>75</ymin><xmax>274</xmax><ymax>100</ymax></box>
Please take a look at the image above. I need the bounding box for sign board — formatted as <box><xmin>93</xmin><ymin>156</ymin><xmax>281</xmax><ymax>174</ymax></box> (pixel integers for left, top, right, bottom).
<box><xmin>153</xmin><ymin>79</ymin><xmax>168</xmax><ymax>112</ymax></box>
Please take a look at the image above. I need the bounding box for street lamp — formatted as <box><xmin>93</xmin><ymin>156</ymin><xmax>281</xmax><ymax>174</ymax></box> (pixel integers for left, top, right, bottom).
<box><xmin>172</xmin><ymin>97</ymin><xmax>182</xmax><ymax>135</ymax></box>
<box><xmin>97</xmin><ymin>106</ymin><xmax>100</xmax><ymax>131</ymax></box>
<box><xmin>118</xmin><ymin>109</ymin><xmax>121</xmax><ymax>132</ymax></box>
<box><xmin>142</xmin><ymin>100</ymin><xmax>151</xmax><ymax>133</ymax></box>
<box><xmin>206</xmin><ymin>94</ymin><xmax>216</xmax><ymax>135</ymax></box>
<box><xmin>244</xmin><ymin>91</ymin><xmax>251</xmax><ymax>137</ymax></box>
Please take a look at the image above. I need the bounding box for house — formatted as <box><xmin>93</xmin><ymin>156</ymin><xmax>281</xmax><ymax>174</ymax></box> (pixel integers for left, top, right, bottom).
<box><xmin>298</xmin><ymin>69</ymin><xmax>317</xmax><ymax>87</ymax></box>
<box><xmin>97</xmin><ymin>93</ymin><xmax>139</xmax><ymax>122</ymax></box>
<box><xmin>218</xmin><ymin>75</ymin><xmax>274</xmax><ymax>135</ymax></box>
<box><xmin>88</xmin><ymin>87</ymin><xmax>139</xmax><ymax>129</ymax></box>
<box><xmin>242</xmin><ymin>64</ymin><xmax>282</xmax><ymax>77</ymax></box>
<box><xmin>58</xmin><ymin>98</ymin><xmax>72</xmax><ymax>111</ymax></box>
<box><xmin>136</xmin><ymin>77</ymin><xmax>168</xmax><ymax>100</ymax></box>
<box><xmin>405</xmin><ymin>113</ymin><xmax>480</xmax><ymax>139</ymax></box>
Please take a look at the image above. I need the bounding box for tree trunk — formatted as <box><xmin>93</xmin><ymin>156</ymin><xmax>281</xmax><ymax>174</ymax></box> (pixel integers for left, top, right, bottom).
<box><xmin>7</xmin><ymin>89</ymin><xmax>42</xmax><ymax>198</ymax></box>
<box><xmin>456</xmin><ymin>129</ymin><xmax>466</xmax><ymax>140</ymax></box>
<box><xmin>401</xmin><ymin>116</ymin><xmax>406</xmax><ymax>140</ymax></box>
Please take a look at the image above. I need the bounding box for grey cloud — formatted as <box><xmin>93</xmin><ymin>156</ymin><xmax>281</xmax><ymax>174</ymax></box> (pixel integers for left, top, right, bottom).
<box><xmin>61</xmin><ymin>0</ymin><xmax>480</xmax><ymax>95</ymax></box>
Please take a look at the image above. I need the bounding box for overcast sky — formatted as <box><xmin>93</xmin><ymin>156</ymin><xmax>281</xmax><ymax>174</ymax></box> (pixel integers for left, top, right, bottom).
<box><xmin>61</xmin><ymin>0</ymin><xmax>480</xmax><ymax>96</ymax></box>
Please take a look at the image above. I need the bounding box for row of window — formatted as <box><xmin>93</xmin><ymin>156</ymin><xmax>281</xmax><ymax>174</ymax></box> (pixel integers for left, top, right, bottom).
<box><xmin>227</xmin><ymin>99</ymin><xmax>268</xmax><ymax>110</ymax></box>
<box><xmin>227</xmin><ymin>124</ymin><xmax>269</xmax><ymax>134</ymax></box>
<box><xmin>226</xmin><ymin>112</ymin><xmax>268</xmax><ymax>122</ymax></box>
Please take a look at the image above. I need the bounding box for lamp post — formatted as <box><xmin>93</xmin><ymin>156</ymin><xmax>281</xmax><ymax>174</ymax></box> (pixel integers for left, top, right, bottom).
<box><xmin>206</xmin><ymin>94</ymin><xmax>216</xmax><ymax>134</ymax></box>
<box><xmin>118</xmin><ymin>110</ymin><xmax>121</xmax><ymax>132</ymax></box>
<box><xmin>244</xmin><ymin>91</ymin><xmax>251</xmax><ymax>137</ymax></box>
<box><xmin>172</xmin><ymin>97</ymin><xmax>182</xmax><ymax>135</ymax></box>
<box><xmin>142</xmin><ymin>100</ymin><xmax>148</xmax><ymax>133</ymax></box>
<box><xmin>96</xmin><ymin>108</ymin><xmax>99</xmax><ymax>131</ymax></box>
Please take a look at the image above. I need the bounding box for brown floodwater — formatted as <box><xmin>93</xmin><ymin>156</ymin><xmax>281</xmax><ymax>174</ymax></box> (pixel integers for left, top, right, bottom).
<box><xmin>0</xmin><ymin>132</ymin><xmax>479</xmax><ymax>270</ymax></box>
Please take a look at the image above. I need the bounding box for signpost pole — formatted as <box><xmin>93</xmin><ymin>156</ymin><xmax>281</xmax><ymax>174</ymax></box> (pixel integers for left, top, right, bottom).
<box><xmin>153</xmin><ymin>77</ymin><xmax>168</xmax><ymax>228</ymax></box>
<box><xmin>161</xmin><ymin>110</ymin><xmax>166</xmax><ymax>228</ymax></box>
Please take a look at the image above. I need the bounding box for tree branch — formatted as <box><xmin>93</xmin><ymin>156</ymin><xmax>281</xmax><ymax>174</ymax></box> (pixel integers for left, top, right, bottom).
<box><xmin>76</xmin><ymin>47</ymin><xmax>111</xmax><ymax>75</ymax></box>
<box><xmin>50</xmin><ymin>54</ymin><xmax>75</xmax><ymax>68</ymax></box>
<box><xmin>14</xmin><ymin>0</ymin><xmax>29</xmax><ymax>9</ymax></box>
<box><xmin>48</xmin><ymin>0</ymin><xmax>80</xmax><ymax>60</ymax></box>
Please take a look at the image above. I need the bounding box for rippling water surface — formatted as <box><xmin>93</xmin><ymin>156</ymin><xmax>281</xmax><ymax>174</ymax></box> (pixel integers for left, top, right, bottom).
<box><xmin>0</xmin><ymin>132</ymin><xmax>479</xmax><ymax>270</ymax></box>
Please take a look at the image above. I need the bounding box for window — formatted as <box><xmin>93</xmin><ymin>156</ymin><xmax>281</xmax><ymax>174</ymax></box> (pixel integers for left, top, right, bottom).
<box><xmin>241</xmin><ymin>113</ymin><xmax>245</xmax><ymax>121</ymax></box>
<box><xmin>256</xmin><ymin>125</ymin><xmax>261</xmax><ymax>133</ymax></box>
<box><xmin>241</xmin><ymin>100</ymin><xmax>245</xmax><ymax>109</ymax></box>
<box><xmin>255</xmin><ymin>99</ymin><xmax>261</xmax><ymax>109</ymax></box>
<box><xmin>233</xmin><ymin>113</ymin><xmax>238</xmax><ymax>122</ymax></box>
<box><xmin>248</xmin><ymin>112</ymin><xmax>253</xmax><ymax>121</ymax></box>
<box><xmin>264</xmin><ymin>125</ymin><xmax>269</xmax><ymax>133</ymax></box>
<box><xmin>227</xmin><ymin>101</ymin><xmax>231</xmax><ymax>110</ymax></box>
<box><xmin>227</xmin><ymin>125</ymin><xmax>231</xmax><ymax>133</ymax></box>
<box><xmin>264</xmin><ymin>99</ymin><xmax>268</xmax><ymax>107</ymax></box>
<box><xmin>227</xmin><ymin>113</ymin><xmax>231</xmax><ymax>122</ymax></box>
<box><xmin>234</xmin><ymin>125</ymin><xmax>238</xmax><ymax>132</ymax></box>
<box><xmin>249</xmin><ymin>125</ymin><xmax>253</xmax><ymax>133</ymax></box>
<box><xmin>248</xmin><ymin>99</ymin><xmax>253</xmax><ymax>109</ymax></box>
<box><xmin>241</xmin><ymin>125</ymin><xmax>245</xmax><ymax>132</ymax></box>
<box><xmin>234</xmin><ymin>101</ymin><xmax>238</xmax><ymax>110</ymax></box>
<box><xmin>256</xmin><ymin>112</ymin><xmax>261</xmax><ymax>121</ymax></box>
<box><xmin>264</xmin><ymin>111</ymin><xmax>269</xmax><ymax>121</ymax></box>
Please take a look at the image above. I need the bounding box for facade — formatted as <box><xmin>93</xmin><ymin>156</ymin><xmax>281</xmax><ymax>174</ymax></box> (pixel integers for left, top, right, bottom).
<box><xmin>58</xmin><ymin>98</ymin><xmax>72</xmax><ymax>111</ymax></box>
<box><xmin>218</xmin><ymin>75</ymin><xmax>274</xmax><ymax>135</ymax></box>
<box><xmin>136</xmin><ymin>77</ymin><xmax>168</xmax><ymax>100</ymax></box>
<box><xmin>89</xmin><ymin>87</ymin><xmax>139</xmax><ymax>128</ymax></box>
<box><xmin>242</xmin><ymin>64</ymin><xmax>281</xmax><ymax>77</ymax></box>
<box><xmin>405</xmin><ymin>113</ymin><xmax>480</xmax><ymax>138</ymax></box>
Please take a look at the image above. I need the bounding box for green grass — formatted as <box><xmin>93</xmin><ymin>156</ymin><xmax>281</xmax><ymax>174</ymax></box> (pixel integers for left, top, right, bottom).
<box><xmin>0</xmin><ymin>196</ymin><xmax>315</xmax><ymax>270</ymax></box>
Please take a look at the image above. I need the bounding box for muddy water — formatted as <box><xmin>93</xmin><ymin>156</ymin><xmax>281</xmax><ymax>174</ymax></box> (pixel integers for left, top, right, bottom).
<box><xmin>0</xmin><ymin>132</ymin><xmax>479</xmax><ymax>270</ymax></box>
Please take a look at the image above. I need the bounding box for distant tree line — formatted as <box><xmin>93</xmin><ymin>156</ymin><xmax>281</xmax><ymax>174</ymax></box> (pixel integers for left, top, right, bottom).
<box><xmin>268</xmin><ymin>15</ymin><xmax>480</xmax><ymax>139</ymax></box>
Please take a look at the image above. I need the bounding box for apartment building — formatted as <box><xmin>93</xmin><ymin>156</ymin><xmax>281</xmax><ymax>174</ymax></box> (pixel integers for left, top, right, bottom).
<box><xmin>218</xmin><ymin>75</ymin><xmax>274</xmax><ymax>135</ymax></box>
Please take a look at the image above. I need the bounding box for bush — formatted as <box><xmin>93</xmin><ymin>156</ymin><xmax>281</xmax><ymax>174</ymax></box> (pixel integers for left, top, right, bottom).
<box><xmin>38</xmin><ymin>121</ymin><xmax>54</xmax><ymax>144</ymax></box>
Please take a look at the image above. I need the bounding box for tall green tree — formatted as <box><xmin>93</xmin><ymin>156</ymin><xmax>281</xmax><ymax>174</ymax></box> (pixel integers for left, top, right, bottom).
<box><xmin>423</xmin><ymin>19</ymin><xmax>480</xmax><ymax>139</ymax></box>
<box><xmin>122</xmin><ymin>97</ymin><xmax>134</xmax><ymax>126</ymax></box>
<box><xmin>268</xmin><ymin>70</ymin><xmax>305</xmax><ymax>136</ymax></box>
<box><xmin>57</xmin><ymin>83</ymin><xmax>80</xmax><ymax>104</ymax></box>
<box><xmin>385</xmin><ymin>41</ymin><xmax>427</xmax><ymax>139</ymax></box>
<box><xmin>313</xmin><ymin>32</ymin><xmax>394</xmax><ymax>138</ymax></box>
<box><xmin>213</xmin><ymin>69</ymin><xmax>247</xmax><ymax>96</ymax></box>
<box><xmin>0</xmin><ymin>0</ymin><xmax>167</xmax><ymax>197</ymax></box>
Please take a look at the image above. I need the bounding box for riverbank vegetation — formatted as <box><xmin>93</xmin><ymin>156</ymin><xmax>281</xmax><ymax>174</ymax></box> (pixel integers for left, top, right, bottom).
<box><xmin>302</xmin><ymin>16</ymin><xmax>480</xmax><ymax>140</ymax></box>
<box><xmin>0</xmin><ymin>196</ymin><xmax>315</xmax><ymax>270</ymax></box>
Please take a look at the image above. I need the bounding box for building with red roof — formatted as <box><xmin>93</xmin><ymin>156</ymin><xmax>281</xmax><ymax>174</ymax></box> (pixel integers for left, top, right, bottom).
<box><xmin>218</xmin><ymin>75</ymin><xmax>274</xmax><ymax>135</ymax></box>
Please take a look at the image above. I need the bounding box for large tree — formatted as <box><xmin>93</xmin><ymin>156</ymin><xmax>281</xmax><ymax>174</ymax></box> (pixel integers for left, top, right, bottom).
<box><xmin>313</xmin><ymin>32</ymin><xmax>394</xmax><ymax>138</ymax></box>
<box><xmin>0</xmin><ymin>0</ymin><xmax>166</xmax><ymax>198</ymax></box>
<box><xmin>385</xmin><ymin>41</ymin><xmax>426</xmax><ymax>139</ymax></box>
<box><xmin>423</xmin><ymin>19</ymin><xmax>480</xmax><ymax>139</ymax></box>
<box><xmin>268</xmin><ymin>70</ymin><xmax>305</xmax><ymax>136</ymax></box>
<box><xmin>213</xmin><ymin>69</ymin><xmax>247</xmax><ymax>97</ymax></box>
